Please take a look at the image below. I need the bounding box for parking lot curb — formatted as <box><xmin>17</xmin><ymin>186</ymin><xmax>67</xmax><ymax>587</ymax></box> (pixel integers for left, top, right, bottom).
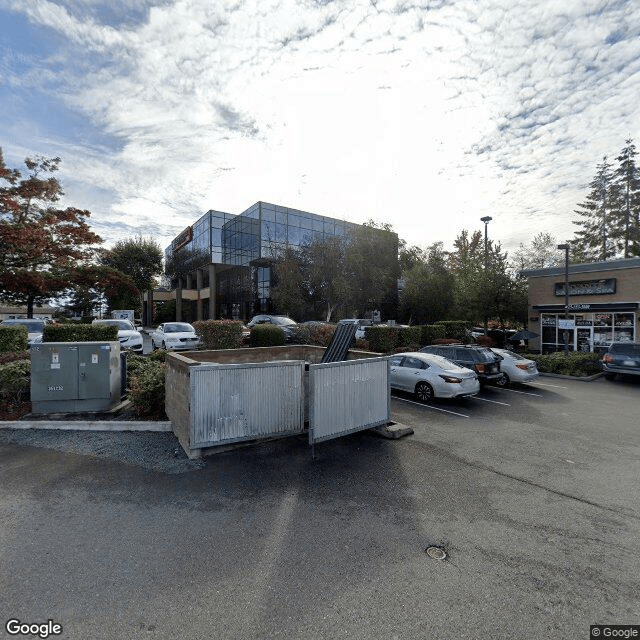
<box><xmin>0</xmin><ymin>420</ymin><xmax>173</xmax><ymax>432</ymax></box>
<box><xmin>539</xmin><ymin>372</ymin><xmax>604</xmax><ymax>382</ymax></box>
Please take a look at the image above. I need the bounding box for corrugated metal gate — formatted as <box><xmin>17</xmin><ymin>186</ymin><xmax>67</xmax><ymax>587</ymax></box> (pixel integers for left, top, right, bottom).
<box><xmin>308</xmin><ymin>357</ymin><xmax>390</xmax><ymax>444</ymax></box>
<box><xmin>189</xmin><ymin>361</ymin><xmax>305</xmax><ymax>448</ymax></box>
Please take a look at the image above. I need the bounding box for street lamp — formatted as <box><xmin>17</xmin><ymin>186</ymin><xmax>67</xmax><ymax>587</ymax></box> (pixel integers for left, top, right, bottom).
<box><xmin>480</xmin><ymin>216</ymin><xmax>492</xmax><ymax>335</ymax></box>
<box><xmin>557</xmin><ymin>243</ymin><xmax>570</xmax><ymax>354</ymax></box>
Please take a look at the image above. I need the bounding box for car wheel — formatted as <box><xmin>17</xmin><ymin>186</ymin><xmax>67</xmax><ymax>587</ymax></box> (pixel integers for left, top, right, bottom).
<box><xmin>162</xmin><ymin>341</ymin><xmax>166</xmax><ymax>350</ymax></box>
<box><xmin>415</xmin><ymin>381</ymin><xmax>434</xmax><ymax>403</ymax></box>
<box><xmin>495</xmin><ymin>373</ymin><xmax>509</xmax><ymax>386</ymax></box>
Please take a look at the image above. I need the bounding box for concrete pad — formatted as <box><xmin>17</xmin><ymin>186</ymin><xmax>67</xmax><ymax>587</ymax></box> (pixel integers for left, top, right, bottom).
<box><xmin>368</xmin><ymin>422</ymin><xmax>414</xmax><ymax>439</ymax></box>
<box><xmin>0</xmin><ymin>420</ymin><xmax>173</xmax><ymax>432</ymax></box>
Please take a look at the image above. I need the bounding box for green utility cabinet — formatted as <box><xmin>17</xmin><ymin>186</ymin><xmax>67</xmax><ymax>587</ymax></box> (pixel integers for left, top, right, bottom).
<box><xmin>30</xmin><ymin>342</ymin><xmax>121</xmax><ymax>413</ymax></box>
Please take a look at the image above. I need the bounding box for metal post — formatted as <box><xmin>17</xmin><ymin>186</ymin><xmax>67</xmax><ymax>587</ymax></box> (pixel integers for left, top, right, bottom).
<box><xmin>557</xmin><ymin>243</ymin><xmax>570</xmax><ymax>354</ymax></box>
<box><xmin>480</xmin><ymin>216</ymin><xmax>492</xmax><ymax>336</ymax></box>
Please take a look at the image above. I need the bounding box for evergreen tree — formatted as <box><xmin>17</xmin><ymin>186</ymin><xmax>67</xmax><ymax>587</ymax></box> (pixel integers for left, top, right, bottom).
<box><xmin>572</xmin><ymin>157</ymin><xmax>617</xmax><ymax>261</ymax></box>
<box><xmin>613</xmin><ymin>139</ymin><xmax>640</xmax><ymax>257</ymax></box>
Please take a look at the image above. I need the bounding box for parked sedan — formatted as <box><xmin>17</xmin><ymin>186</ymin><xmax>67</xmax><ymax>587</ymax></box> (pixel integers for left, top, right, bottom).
<box><xmin>389</xmin><ymin>352</ymin><xmax>480</xmax><ymax>402</ymax></box>
<box><xmin>602</xmin><ymin>342</ymin><xmax>640</xmax><ymax>379</ymax></box>
<box><xmin>92</xmin><ymin>319</ymin><xmax>143</xmax><ymax>353</ymax></box>
<box><xmin>150</xmin><ymin>322</ymin><xmax>201</xmax><ymax>351</ymax></box>
<box><xmin>490</xmin><ymin>348</ymin><xmax>539</xmax><ymax>385</ymax></box>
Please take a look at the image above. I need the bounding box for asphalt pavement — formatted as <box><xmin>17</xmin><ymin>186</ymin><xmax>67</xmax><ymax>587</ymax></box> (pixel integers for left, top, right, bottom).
<box><xmin>1</xmin><ymin>375</ymin><xmax>639</xmax><ymax>640</ymax></box>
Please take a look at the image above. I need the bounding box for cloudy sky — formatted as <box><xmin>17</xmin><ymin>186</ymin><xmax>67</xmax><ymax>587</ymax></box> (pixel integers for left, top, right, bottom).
<box><xmin>1</xmin><ymin>0</ymin><xmax>640</xmax><ymax>258</ymax></box>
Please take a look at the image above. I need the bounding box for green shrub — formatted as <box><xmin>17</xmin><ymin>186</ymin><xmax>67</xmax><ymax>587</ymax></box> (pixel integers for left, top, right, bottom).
<box><xmin>289</xmin><ymin>324</ymin><xmax>312</xmax><ymax>345</ymax></box>
<box><xmin>43</xmin><ymin>324</ymin><xmax>118</xmax><ymax>342</ymax></box>
<box><xmin>419</xmin><ymin>324</ymin><xmax>446</xmax><ymax>346</ymax></box>
<box><xmin>398</xmin><ymin>326</ymin><xmax>422</xmax><ymax>351</ymax></box>
<box><xmin>524</xmin><ymin>351</ymin><xmax>603</xmax><ymax>377</ymax></box>
<box><xmin>309</xmin><ymin>323</ymin><xmax>336</xmax><ymax>347</ymax></box>
<box><xmin>0</xmin><ymin>350</ymin><xmax>30</xmax><ymax>365</ymax></box>
<box><xmin>193</xmin><ymin>320</ymin><xmax>243</xmax><ymax>350</ymax></box>
<box><xmin>250</xmin><ymin>324</ymin><xmax>285</xmax><ymax>347</ymax></box>
<box><xmin>0</xmin><ymin>359</ymin><xmax>30</xmax><ymax>408</ymax></box>
<box><xmin>128</xmin><ymin>360</ymin><xmax>166</xmax><ymax>418</ymax></box>
<box><xmin>365</xmin><ymin>326</ymin><xmax>400</xmax><ymax>353</ymax></box>
<box><xmin>0</xmin><ymin>325</ymin><xmax>29</xmax><ymax>353</ymax></box>
<box><xmin>435</xmin><ymin>320</ymin><xmax>472</xmax><ymax>342</ymax></box>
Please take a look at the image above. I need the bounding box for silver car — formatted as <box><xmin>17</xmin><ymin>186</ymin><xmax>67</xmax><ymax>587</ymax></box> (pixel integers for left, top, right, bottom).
<box><xmin>150</xmin><ymin>322</ymin><xmax>201</xmax><ymax>351</ymax></box>
<box><xmin>0</xmin><ymin>318</ymin><xmax>45</xmax><ymax>345</ymax></box>
<box><xmin>490</xmin><ymin>348</ymin><xmax>539</xmax><ymax>385</ymax></box>
<box><xmin>92</xmin><ymin>319</ymin><xmax>143</xmax><ymax>353</ymax></box>
<box><xmin>389</xmin><ymin>352</ymin><xmax>480</xmax><ymax>402</ymax></box>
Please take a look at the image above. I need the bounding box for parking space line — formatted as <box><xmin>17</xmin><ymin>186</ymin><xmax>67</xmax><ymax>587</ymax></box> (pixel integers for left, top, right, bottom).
<box><xmin>392</xmin><ymin>396</ymin><xmax>470</xmax><ymax>418</ymax></box>
<box><xmin>472</xmin><ymin>396</ymin><xmax>511</xmax><ymax>406</ymax></box>
<box><xmin>531</xmin><ymin>381</ymin><xmax>569</xmax><ymax>389</ymax></box>
<box><xmin>496</xmin><ymin>387</ymin><xmax>543</xmax><ymax>397</ymax></box>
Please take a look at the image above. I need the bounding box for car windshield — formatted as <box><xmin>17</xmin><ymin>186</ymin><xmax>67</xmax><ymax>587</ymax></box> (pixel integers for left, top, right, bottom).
<box><xmin>273</xmin><ymin>317</ymin><xmax>296</xmax><ymax>326</ymax></box>
<box><xmin>421</xmin><ymin>354</ymin><xmax>463</xmax><ymax>370</ymax></box>
<box><xmin>95</xmin><ymin>320</ymin><xmax>133</xmax><ymax>330</ymax></box>
<box><xmin>3</xmin><ymin>320</ymin><xmax>44</xmax><ymax>332</ymax></box>
<box><xmin>610</xmin><ymin>343</ymin><xmax>640</xmax><ymax>355</ymax></box>
<box><xmin>164</xmin><ymin>323</ymin><xmax>194</xmax><ymax>333</ymax></box>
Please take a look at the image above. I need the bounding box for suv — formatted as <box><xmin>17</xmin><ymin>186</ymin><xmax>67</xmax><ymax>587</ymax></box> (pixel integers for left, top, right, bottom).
<box><xmin>602</xmin><ymin>342</ymin><xmax>640</xmax><ymax>379</ymax></box>
<box><xmin>419</xmin><ymin>344</ymin><xmax>503</xmax><ymax>385</ymax></box>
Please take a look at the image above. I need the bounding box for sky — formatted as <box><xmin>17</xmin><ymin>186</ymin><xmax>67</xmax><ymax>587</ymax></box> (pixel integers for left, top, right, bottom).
<box><xmin>2</xmin><ymin>0</ymin><xmax>640</xmax><ymax>260</ymax></box>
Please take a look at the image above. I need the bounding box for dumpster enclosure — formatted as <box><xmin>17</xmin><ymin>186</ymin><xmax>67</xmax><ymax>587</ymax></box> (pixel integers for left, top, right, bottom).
<box><xmin>165</xmin><ymin>346</ymin><xmax>390</xmax><ymax>458</ymax></box>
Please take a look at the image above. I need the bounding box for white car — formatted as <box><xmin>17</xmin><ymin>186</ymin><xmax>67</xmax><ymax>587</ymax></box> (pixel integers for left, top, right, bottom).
<box><xmin>490</xmin><ymin>348</ymin><xmax>539</xmax><ymax>385</ymax></box>
<box><xmin>92</xmin><ymin>319</ymin><xmax>143</xmax><ymax>353</ymax></box>
<box><xmin>151</xmin><ymin>322</ymin><xmax>201</xmax><ymax>351</ymax></box>
<box><xmin>389</xmin><ymin>352</ymin><xmax>480</xmax><ymax>402</ymax></box>
<box><xmin>1</xmin><ymin>318</ymin><xmax>45</xmax><ymax>345</ymax></box>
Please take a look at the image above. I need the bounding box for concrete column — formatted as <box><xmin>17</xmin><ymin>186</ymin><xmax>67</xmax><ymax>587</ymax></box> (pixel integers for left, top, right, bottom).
<box><xmin>145</xmin><ymin>290</ymin><xmax>153</xmax><ymax>327</ymax></box>
<box><xmin>176</xmin><ymin>277</ymin><xmax>183</xmax><ymax>322</ymax></box>
<box><xmin>208</xmin><ymin>264</ymin><xmax>217</xmax><ymax>320</ymax></box>
<box><xmin>196</xmin><ymin>269</ymin><xmax>203</xmax><ymax>321</ymax></box>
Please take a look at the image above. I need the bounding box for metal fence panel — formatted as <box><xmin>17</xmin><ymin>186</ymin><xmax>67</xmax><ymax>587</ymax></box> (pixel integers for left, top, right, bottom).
<box><xmin>308</xmin><ymin>357</ymin><xmax>390</xmax><ymax>444</ymax></box>
<box><xmin>190</xmin><ymin>361</ymin><xmax>305</xmax><ymax>447</ymax></box>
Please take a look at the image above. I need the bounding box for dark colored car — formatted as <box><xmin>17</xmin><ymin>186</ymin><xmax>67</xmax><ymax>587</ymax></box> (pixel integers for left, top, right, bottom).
<box><xmin>419</xmin><ymin>344</ymin><xmax>503</xmax><ymax>384</ymax></box>
<box><xmin>246</xmin><ymin>315</ymin><xmax>298</xmax><ymax>342</ymax></box>
<box><xmin>602</xmin><ymin>342</ymin><xmax>640</xmax><ymax>379</ymax></box>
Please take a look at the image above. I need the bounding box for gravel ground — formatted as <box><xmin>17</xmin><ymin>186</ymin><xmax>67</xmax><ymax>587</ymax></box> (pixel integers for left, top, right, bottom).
<box><xmin>0</xmin><ymin>427</ymin><xmax>207</xmax><ymax>474</ymax></box>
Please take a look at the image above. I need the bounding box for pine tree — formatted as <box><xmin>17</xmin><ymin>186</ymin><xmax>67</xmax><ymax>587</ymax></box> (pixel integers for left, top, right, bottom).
<box><xmin>572</xmin><ymin>157</ymin><xmax>617</xmax><ymax>261</ymax></box>
<box><xmin>613</xmin><ymin>138</ymin><xmax>640</xmax><ymax>257</ymax></box>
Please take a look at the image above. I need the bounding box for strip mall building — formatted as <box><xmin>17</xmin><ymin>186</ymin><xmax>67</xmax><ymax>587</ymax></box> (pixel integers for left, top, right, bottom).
<box><xmin>521</xmin><ymin>258</ymin><xmax>640</xmax><ymax>353</ymax></box>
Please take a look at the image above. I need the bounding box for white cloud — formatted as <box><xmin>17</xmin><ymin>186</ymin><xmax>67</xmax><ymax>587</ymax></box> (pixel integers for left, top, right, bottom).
<box><xmin>2</xmin><ymin>0</ymin><xmax>640</xmax><ymax>257</ymax></box>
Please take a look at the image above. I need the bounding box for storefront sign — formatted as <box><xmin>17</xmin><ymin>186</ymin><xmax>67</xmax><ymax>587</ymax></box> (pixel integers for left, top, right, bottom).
<box><xmin>554</xmin><ymin>278</ymin><xmax>616</xmax><ymax>297</ymax></box>
<box><xmin>558</xmin><ymin>319</ymin><xmax>575</xmax><ymax>329</ymax></box>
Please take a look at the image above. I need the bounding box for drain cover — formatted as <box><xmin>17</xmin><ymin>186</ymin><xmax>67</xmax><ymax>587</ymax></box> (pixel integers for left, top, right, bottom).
<box><xmin>425</xmin><ymin>546</ymin><xmax>447</xmax><ymax>561</ymax></box>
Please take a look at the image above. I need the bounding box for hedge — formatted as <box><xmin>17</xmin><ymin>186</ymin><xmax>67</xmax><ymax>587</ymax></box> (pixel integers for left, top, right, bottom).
<box><xmin>0</xmin><ymin>359</ymin><xmax>30</xmax><ymax>408</ymax></box>
<box><xmin>250</xmin><ymin>324</ymin><xmax>285</xmax><ymax>347</ymax></box>
<box><xmin>419</xmin><ymin>324</ymin><xmax>446</xmax><ymax>346</ymax></box>
<box><xmin>365</xmin><ymin>326</ymin><xmax>400</xmax><ymax>353</ymax></box>
<box><xmin>435</xmin><ymin>320</ymin><xmax>472</xmax><ymax>342</ymax></box>
<box><xmin>0</xmin><ymin>325</ymin><xmax>29</xmax><ymax>353</ymax></box>
<box><xmin>523</xmin><ymin>351</ymin><xmax>603</xmax><ymax>377</ymax></box>
<box><xmin>43</xmin><ymin>324</ymin><xmax>118</xmax><ymax>342</ymax></box>
<box><xmin>289</xmin><ymin>323</ymin><xmax>336</xmax><ymax>346</ymax></box>
<box><xmin>193</xmin><ymin>319</ymin><xmax>244</xmax><ymax>350</ymax></box>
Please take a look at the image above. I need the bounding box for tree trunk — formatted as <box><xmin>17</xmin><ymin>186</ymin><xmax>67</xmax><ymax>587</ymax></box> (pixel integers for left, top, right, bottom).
<box><xmin>27</xmin><ymin>295</ymin><xmax>34</xmax><ymax>319</ymax></box>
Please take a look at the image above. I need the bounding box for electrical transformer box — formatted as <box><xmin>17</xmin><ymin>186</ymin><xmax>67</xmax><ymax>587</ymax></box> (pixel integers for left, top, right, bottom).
<box><xmin>30</xmin><ymin>342</ymin><xmax>122</xmax><ymax>414</ymax></box>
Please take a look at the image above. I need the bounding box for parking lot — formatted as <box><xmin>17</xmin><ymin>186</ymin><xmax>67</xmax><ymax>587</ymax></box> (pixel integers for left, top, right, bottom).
<box><xmin>1</xmin><ymin>374</ymin><xmax>639</xmax><ymax>639</ymax></box>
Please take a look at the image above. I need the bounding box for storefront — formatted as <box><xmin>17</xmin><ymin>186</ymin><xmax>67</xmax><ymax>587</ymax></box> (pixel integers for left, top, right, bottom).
<box><xmin>522</xmin><ymin>258</ymin><xmax>640</xmax><ymax>353</ymax></box>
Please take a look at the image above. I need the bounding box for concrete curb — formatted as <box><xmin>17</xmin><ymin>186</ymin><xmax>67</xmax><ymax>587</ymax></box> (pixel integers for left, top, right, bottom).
<box><xmin>0</xmin><ymin>421</ymin><xmax>173</xmax><ymax>432</ymax></box>
<box><xmin>539</xmin><ymin>371</ymin><xmax>604</xmax><ymax>382</ymax></box>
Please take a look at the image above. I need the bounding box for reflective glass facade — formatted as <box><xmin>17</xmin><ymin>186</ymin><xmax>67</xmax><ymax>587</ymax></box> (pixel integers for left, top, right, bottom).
<box><xmin>165</xmin><ymin>201</ymin><xmax>395</xmax><ymax>321</ymax></box>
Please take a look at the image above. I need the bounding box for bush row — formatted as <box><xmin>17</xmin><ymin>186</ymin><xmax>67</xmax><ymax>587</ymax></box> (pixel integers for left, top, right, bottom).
<box><xmin>523</xmin><ymin>351</ymin><xmax>603</xmax><ymax>377</ymax></box>
<box><xmin>364</xmin><ymin>324</ymin><xmax>449</xmax><ymax>353</ymax></box>
<box><xmin>193</xmin><ymin>319</ymin><xmax>244</xmax><ymax>350</ymax></box>
<box><xmin>43</xmin><ymin>324</ymin><xmax>118</xmax><ymax>342</ymax></box>
<box><xmin>0</xmin><ymin>325</ymin><xmax>28</xmax><ymax>353</ymax></box>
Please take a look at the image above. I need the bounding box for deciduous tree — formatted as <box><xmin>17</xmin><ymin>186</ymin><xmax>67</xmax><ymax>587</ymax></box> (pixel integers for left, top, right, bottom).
<box><xmin>0</xmin><ymin>149</ymin><xmax>102</xmax><ymax>317</ymax></box>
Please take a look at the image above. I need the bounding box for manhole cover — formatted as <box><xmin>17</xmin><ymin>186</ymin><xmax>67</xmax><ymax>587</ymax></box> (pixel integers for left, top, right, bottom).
<box><xmin>425</xmin><ymin>546</ymin><xmax>447</xmax><ymax>561</ymax></box>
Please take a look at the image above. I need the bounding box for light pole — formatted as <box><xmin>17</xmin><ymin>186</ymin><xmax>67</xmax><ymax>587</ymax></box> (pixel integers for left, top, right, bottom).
<box><xmin>480</xmin><ymin>216</ymin><xmax>492</xmax><ymax>336</ymax></box>
<box><xmin>557</xmin><ymin>243</ymin><xmax>570</xmax><ymax>354</ymax></box>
